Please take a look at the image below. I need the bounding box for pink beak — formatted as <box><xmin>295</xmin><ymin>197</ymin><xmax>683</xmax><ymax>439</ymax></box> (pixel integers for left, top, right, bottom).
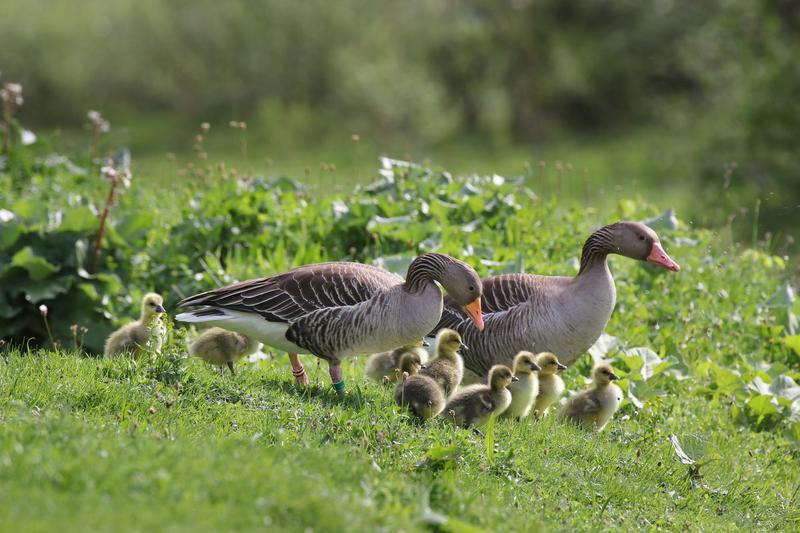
<box><xmin>647</xmin><ymin>242</ymin><xmax>680</xmax><ymax>272</ymax></box>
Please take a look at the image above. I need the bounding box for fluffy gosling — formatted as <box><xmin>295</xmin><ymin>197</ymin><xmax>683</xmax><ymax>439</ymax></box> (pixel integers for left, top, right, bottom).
<box><xmin>533</xmin><ymin>352</ymin><xmax>567</xmax><ymax>418</ymax></box>
<box><xmin>189</xmin><ymin>327</ymin><xmax>261</xmax><ymax>374</ymax></box>
<box><xmin>394</xmin><ymin>352</ymin><xmax>445</xmax><ymax>420</ymax></box>
<box><xmin>442</xmin><ymin>365</ymin><xmax>517</xmax><ymax>428</ymax></box>
<box><xmin>500</xmin><ymin>351</ymin><xmax>541</xmax><ymax>420</ymax></box>
<box><xmin>104</xmin><ymin>293</ymin><xmax>166</xmax><ymax>358</ymax></box>
<box><xmin>365</xmin><ymin>341</ymin><xmax>428</xmax><ymax>384</ymax></box>
<box><xmin>559</xmin><ymin>362</ymin><xmax>622</xmax><ymax>431</ymax></box>
<box><xmin>420</xmin><ymin>328</ymin><xmax>464</xmax><ymax>397</ymax></box>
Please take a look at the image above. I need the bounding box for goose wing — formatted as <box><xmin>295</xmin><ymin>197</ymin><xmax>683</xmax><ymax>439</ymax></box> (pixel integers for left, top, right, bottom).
<box><xmin>178</xmin><ymin>262</ymin><xmax>404</xmax><ymax>323</ymax></box>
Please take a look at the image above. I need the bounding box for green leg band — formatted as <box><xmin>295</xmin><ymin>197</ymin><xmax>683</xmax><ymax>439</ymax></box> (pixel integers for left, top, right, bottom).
<box><xmin>332</xmin><ymin>380</ymin><xmax>346</xmax><ymax>393</ymax></box>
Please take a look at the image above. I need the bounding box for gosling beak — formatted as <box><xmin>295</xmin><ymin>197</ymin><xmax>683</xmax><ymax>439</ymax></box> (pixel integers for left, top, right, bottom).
<box><xmin>460</xmin><ymin>341</ymin><xmax>469</xmax><ymax>351</ymax></box>
<box><xmin>462</xmin><ymin>298</ymin><xmax>484</xmax><ymax>331</ymax></box>
<box><xmin>609</xmin><ymin>372</ymin><xmax>621</xmax><ymax>381</ymax></box>
<box><xmin>155</xmin><ymin>305</ymin><xmax>166</xmax><ymax>314</ymax></box>
<box><xmin>557</xmin><ymin>363</ymin><xmax>567</xmax><ymax>372</ymax></box>
<box><xmin>511</xmin><ymin>375</ymin><xmax>519</xmax><ymax>382</ymax></box>
<box><xmin>646</xmin><ymin>242</ymin><xmax>680</xmax><ymax>272</ymax></box>
<box><xmin>530</xmin><ymin>363</ymin><xmax>541</xmax><ymax>371</ymax></box>
<box><xmin>422</xmin><ymin>339</ymin><xmax>430</xmax><ymax>348</ymax></box>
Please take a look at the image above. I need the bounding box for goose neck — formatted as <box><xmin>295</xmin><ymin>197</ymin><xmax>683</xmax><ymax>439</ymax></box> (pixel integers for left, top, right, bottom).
<box><xmin>404</xmin><ymin>253</ymin><xmax>448</xmax><ymax>292</ymax></box>
<box><xmin>578</xmin><ymin>224</ymin><xmax>617</xmax><ymax>275</ymax></box>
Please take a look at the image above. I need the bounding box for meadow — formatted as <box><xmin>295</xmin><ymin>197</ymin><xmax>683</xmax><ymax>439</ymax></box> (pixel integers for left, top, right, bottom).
<box><xmin>1</xmin><ymin>127</ymin><xmax>800</xmax><ymax>531</ymax></box>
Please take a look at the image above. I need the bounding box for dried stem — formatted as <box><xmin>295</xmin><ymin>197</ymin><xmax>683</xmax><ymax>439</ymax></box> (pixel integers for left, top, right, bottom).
<box><xmin>90</xmin><ymin>180</ymin><xmax>117</xmax><ymax>273</ymax></box>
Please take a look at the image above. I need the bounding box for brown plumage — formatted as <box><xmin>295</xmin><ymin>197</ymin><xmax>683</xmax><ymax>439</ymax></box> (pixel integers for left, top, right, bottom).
<box><xmin>500</xmin><ymin>351</ymin><xmax>541</xmax><ymax>420</ymax></box>
<box><xmin>419</xmin><ymin>329</ymin><xmax>464</xmax><ymax>397</ymax></box>
<box><xmin>559</xmin><ymin>362</ymin><xmax>622</xmax><ymax>431</ymax></box>
<box><xmin>442</xmin><ymin>365</ymin><xmax>516</xmax><ymax>428</ymax></box>
<box><xmin>189</xmin><ymin>327</ymin><xmax>260</xmax><ymax>374</ymax></box>
<box><xmin>394</xmin><ymin>352</ymin><xmax>446</xmax><ymax>419</ymax></box>
<box><xmin>533</xmin><ymin>352</ymin><xmax>567</xmax><ymax>417</ymax></box>
<box><xmin>104</xmin><ymin>293</ymin><xmax>166</xmax><ymax>358</ymax></box>
<box><xmin>365</xmin><ymin>341</ymin><xmax>428</xmax><ymax>383</ymax></box>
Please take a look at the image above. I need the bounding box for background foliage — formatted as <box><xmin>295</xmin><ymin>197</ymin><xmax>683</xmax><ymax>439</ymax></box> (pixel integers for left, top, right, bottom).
<box><xmin>1</xmin><ymin>0</ymin><xmax>799</xmax><ymax>253</ymax></box>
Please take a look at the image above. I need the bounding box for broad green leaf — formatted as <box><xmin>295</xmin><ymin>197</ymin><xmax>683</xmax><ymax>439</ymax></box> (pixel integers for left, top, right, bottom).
<box><xmin>784</xmin><ymin>336</ymin><xmax>800</xmax><ymax>357</ymax></box>
<box><xmin>747</xmin><ymin>394</ymin><xmax>778</xmax><ymax>417</ymax></box>
<box><xmin>710</xmin><ymin>364</ymin><xmax>743</xmax><ymax>396</ymax></box>
<box><xmin>60</xmin><ymin>206</ymin><xmax>97</xmax><ymax>232</ymax></box>
<box><xmin>11</xmin><ymin>246</ymin><xmax>60</xmax><ymax>281</ymax></box>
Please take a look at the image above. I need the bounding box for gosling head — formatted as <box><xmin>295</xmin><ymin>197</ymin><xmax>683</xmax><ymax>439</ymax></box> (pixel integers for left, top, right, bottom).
<box><xmin>488</xmin><ymin>365</ymin><xmax>517</xmax><ymax>390</ymax></box>
<box><xmin>436</xmin><ymin>328</ymin><xmax>465</xmax><ymax>360</ymax></box>
<box><xmin>536</xmin><ymin>352</ymin><xmax>567</xmax><ymax>376</ymax></box>
<box><xmin>512</xmin><ymin>351</ymin><xmax>541</xmax><ymax>375</ymax></box>
<box><xmin>592</xmin><ymin>362</ymin><xmax>621</xmax><ymax>386</ymax></box>
<box><xmin>141</xmin><ymin>293</ymin><xmax>166</xmax><ymax>319</ymax></box>
<box><xmin>398</xmin><ymin>352</ymin><xmax>424</xmax><ymax>376</ymax></box>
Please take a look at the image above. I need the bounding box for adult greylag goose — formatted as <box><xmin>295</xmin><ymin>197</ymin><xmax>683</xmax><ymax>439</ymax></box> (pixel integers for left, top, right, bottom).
<box><xmin>432</xmin><ymin>221</ymin><xmax>680</xmax><ymax>377</ymax></box>
<box><xmin>559</xmin><ymin>362</ymin><xmax>622</xmax><ymax>431</ymax></box>
<box><xmin>104</xmin><ymin>293</ymin><xmax>166</xmax><ymax>357</ymax></box>
<box><xmin>176</xmin><ymin>253</ymin><xmax>484</xmax><ymax>393</ymax></box>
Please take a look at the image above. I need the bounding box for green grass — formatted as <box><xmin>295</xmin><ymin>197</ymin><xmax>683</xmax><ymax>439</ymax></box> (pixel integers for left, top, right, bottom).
<box><xmin>1</xmin><ymin>343</ymin><xmax>797</xmax><ymax>532</ymax></box>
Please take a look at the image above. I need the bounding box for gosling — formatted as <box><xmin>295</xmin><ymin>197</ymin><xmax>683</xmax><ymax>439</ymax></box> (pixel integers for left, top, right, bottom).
<box><xmin>394</xmin><ymin>352</ymin><xmax>445</xmax><ymax>420</ymax></box>
<box><xmin>189</xmin><ymin>327</ymin><xmax>261</xmax><ymax>374</ymax></box>
<box><xmin>365</xmin><ymin>341</ymin><xmax>428</xmax><ymax>384</ymax></box>
<box><xmin>500</xmin><ymin>351</ymin><xmax>541</xmax><ymax>420</ymax></box>
<box><xmin>559</xmin><ymin>362</ymin><xmax>622</xmax><ymax>431</ymax></box>
<box><xmin>104</xmin><ymin>293</ymin><xmax>166</xmax><ymax>358</ymax></box>
<box><xmin>420</xmin><ymin>328</ymin><xmax>464</xmax><ymax>397</ymax></box>
<box><xmin>442</xmin><ymin>365</ymin><xmax>517</xmax><ymax>428</ymax></box>
<box><xmin>533</xmin><ymin>352</ymin><xmax>567</xmax><ymax>418</ymax></box>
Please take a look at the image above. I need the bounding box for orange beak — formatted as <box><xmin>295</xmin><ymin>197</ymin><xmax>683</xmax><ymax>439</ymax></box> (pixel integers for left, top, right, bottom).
<box><xmin>647</xmin><ymin>242</ymin><xmax>680</xmax><ymax>272</ymax></box>
<box><xmin>462</xmin><ymin>298</ymin><xmax>484</xmax><ymax>331</ymax></box>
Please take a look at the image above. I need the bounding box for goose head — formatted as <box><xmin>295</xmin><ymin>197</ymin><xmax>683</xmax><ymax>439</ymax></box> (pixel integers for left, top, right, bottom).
<box><xmin>592</xmin><ymin>362</ymin><xmax>620</xmax><ymax>385</ymax></box>
<box><xmin>512</xmin><ymin>351</ymin><xmax>541</xmax><ymax>375</ymax></box>
<box><xmin>536</xmin><ymin>352</ymin><xmax>567</xmax><ymax>376</ymax></box>
<box><xmin>436</xmin><ymin>258</ymin><xmax>484</xmax><ymax>330</ymax></box>
<box><xmin>611</xmin><ymin>222</ymin><xmax>680</xmax><ymax>272</ymax></box>
<box><xmin>141</xmin><ymin>293</ymin><xmax>166</xmax><ymax>320</ymax></box>
<box><xmin>488</xmin><ymin>365</ymin><xmax>517</xmax><ymax>390</ymax></box>
<box><xmin>436</xmin><ymin>328</ymin><xmax>465</xmax><ymax>359</ymax></box>
<box><xmin>398</xmin><ymin>352</ymin><xmax>424</xmax><ymax>375</ymax></box>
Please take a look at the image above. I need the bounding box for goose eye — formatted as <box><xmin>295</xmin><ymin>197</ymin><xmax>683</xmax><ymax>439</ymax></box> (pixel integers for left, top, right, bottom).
<box><xmin>638</xmin><ymin>235</ymin><xmax>645</xmax><ymax>241</ymax></box>
<box><xmin>468</xmin><ymin>285</ymin><xmax>475</xmax><ymax>291</ymax></box>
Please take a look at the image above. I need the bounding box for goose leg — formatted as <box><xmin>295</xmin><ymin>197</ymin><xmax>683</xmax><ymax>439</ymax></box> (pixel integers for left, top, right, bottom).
<box><xmin>329</xmin><ymin>363</ymin><xmax>345</xmax><ymax>394</ymax></box>
<box><xmin>227</xmin><ymin>361</ymin><xmax>235</xmax><ymax>375</ymax></box>
<box><xmin>288</xmin><ymin>353</ymin><xmax>308</xmax><ymax>386</ymax></box>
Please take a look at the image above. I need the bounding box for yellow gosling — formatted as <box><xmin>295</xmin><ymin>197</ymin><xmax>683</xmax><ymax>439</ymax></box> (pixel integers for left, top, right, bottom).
<box><xmin>559</xmin><ymin>362</ymin><xmax>622</xmax><ymax>431</ymax></box>
<box><xmin>189</xmin><ymin>327</ymin><xmax>261</xmax><ymax>374</ymax></box>
<box><xmin>104</xmin><ymin>293</ymin><xmax>166</xmax><ymax>358</ymax></box>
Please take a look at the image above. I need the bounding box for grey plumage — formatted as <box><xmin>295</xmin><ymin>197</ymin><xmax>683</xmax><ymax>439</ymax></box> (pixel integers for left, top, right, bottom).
<box><xmin>432</xmin><ymin>222</ymin><xmax>680</xmax><ymax>375</ymax></box>
<box><xmin>177</xmin><ymin>253</ymin><xmax>483</xmax><ymax>389</ymax></box>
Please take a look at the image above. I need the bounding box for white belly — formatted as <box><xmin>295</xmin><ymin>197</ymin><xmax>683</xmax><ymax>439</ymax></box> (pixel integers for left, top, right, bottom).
<box><xmin>176</xmin><ymin>309</ymin><xmax>305</xmax><ymax>354</ymax></box>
